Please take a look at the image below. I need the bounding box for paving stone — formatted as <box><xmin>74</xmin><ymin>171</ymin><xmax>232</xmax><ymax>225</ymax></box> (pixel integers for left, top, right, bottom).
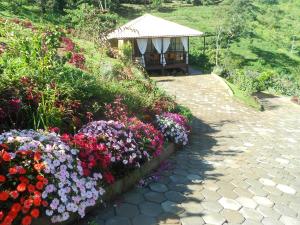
<box><xmin>161</xmin><ymin>201</ymin><xmax>185</xmax><ymax>215</ymax></box>
<box><xmin>240</xmin><ymin>207</ymin><xmax>263</xmax><ymax>221</ymax></box>
<box><xmin>165</xmin><ymin>191</ymin><xmax>186</xmax><ymax>203</ymax></box>
<box><xmin>144</xmin><ymin>191</ymin><xmax>167</xmax><ymax>203</ymax></box>
<box><xmin>217</xmin><ymin>188</ymin><xmax>238</xmax><ymax>199</ymax></box>
<box><xmin>132</xmin><ymin>215</ymin><xmax>157</xmax><ymax>225</ymax></box>
<box><xmin>180</xmin><ymin>216</ymin><xmax>205</xmax><ymax>225</ymax></box>
<box><xmin>203</xmin><ymin>181</ymin><xmax>219</xmax><ymax>191</ymax></box>
<box><xmin>201</xmin><ymin>201</ymin><xmax>223</xmax><ymax>212</ymax></box>
<box><xmin>115</xmin><ymin>203</ymin><xmax>139</xmax><ymax>218</ymax></box>
<box><xmin>187</xmin><ymin>174</ymin><xmax>203</xmax><ymax>183</ymax></box>
<box><xmin>95</xmin><ymin>207</ymin><xmax>115</xmax><ymax>220</ymax></box>
<box><xmin>253</xmin><ymin>196</ymin><xmax>274</xmax><ymax>207</ymax></box>
<box><xmin>202</xmin><ymin>189</ymin><xmax>222</xmax><ymax>201</ymax></box>
<box><xmin>234</xmin><ymin>188</ymin><xmax>253</xmax><ymax>198</ymax></box>
<box><xmin>221</xmin><ymin>209</ymin><xmax>245</xmax><ymax>224</ymax></box>
<box><xmin>276</xmin><ymin>184</ymin><xmax>297</xmax><ymax>195</ymax></box>
<box><xmin>274</xmin><ymin>203</ymin><xmax>298</xmax><ymax>217</ymax></box>
<box><xmin>140</xmin><ymin>202</ymin><xmax>163</xmax><ymax>216</ymax></box>
<box><xmin>124</xmin><ymin>192</ymin><xmax>144</xmax><ymax>204</ymax></box>
<box><xmin>259</xmin><ymin>178</ymin><xmax>276</xmax><ymax>187</ymax></box>
<box><xmin>202</xmin><ymin>213</ymin><xmax>226</xmax><ymax>225</ymax></box>
<box><xmin>242</xmin><ymin>219</ymin><xmax>262</xmax><ymax>225</ymax></box>
<box><xmin>170</xmin><ymin>175</ymin><xmax>189</xmax><ymax>184</ymax></box>
<box><xmin>236</xmin><ymin>197</ymin><xmax>257</xmax><ymax>209</ymax></box>
<box><xmin>280</xmin><ymin>216</ymin><xmax>300</xmax><ymax>225</ymax></box>
<box><xmin>248</xmin><ymin>186</ymin><xmax>268</xmax><ymax>197</ymax></box>
<box><xmin>257</xmin><ymin>205</ymin><xmax>281</xmax><ymax>219</ymax></box>
<box><xmin>105</xmin><ymin>216</ymin><xmax>131</xmax><ymax>225</ymax></box>
<box><xmin>218</xmin><ymin>197</ymin><xmax>242</xmax><ymax>211</ymax></box>
<box><xmin>261</xmin><ymin>217</ymin><xmax>283</xmax><ymax>225</ymax></box>
<box><xmin>150</xmin><ymin>183</ymin><xmax>168</xmax><ymax>193</ymax></box>
<box><xmin>158</xmin><ymin>213</ymin><xmax>181</xmax><ymax>225</ymax></box>
<box><xmin>181</xmin><ymin>202</ymin><xmax>204</xmax><ymax>214</ymax></box>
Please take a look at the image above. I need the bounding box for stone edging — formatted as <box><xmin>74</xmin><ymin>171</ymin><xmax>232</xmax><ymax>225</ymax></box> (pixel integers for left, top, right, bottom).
<box><xmin>32</xmin><ymin>143</ymin><xmax>176</xmax><ymax>225</ymax></box>
<box><xmin>211</xmin><ymin>73</ymin><xmax>234</xmax><ymax>97</ymax></box>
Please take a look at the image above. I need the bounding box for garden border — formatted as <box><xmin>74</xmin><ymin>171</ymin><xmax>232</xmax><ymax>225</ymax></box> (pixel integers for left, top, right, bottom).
<box><xmin>32</xmin><ymin>143</ymin><xmax>176</xmax><ymax>225</ymax></box>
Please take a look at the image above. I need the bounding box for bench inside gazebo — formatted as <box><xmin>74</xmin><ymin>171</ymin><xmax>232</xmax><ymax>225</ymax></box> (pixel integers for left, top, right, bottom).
<box><xmin>108</xmin><ymin>14</ymin><xmax>203</xmax><ymax>74</ymax></box>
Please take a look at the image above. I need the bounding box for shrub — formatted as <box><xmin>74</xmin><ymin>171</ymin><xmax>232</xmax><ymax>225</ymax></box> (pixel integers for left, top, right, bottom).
<box><xmin>0</xmin><ymin>130</ymin><xmax>105</xmax><ymax>224</ymax></box>
<box><xmin>79</xmin><ymin>120</ymin><xmax>142</xmax><ymax>177</ymax></box>
<box><xmin>156</xmin><ymin>113</ymin><xmax>190</xmax><ymax>146</ymax></box>
<box><xmin>228</xmin><ymin>70</ymin><xmax>260</xmax><ymax>94</ymax></box>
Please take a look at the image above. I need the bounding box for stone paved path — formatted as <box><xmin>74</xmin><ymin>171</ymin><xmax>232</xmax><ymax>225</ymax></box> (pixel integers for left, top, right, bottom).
<box><xmin>86</xmin><ymin>74</ymin><xmax>300</xmax><ymax>225</ymax></box>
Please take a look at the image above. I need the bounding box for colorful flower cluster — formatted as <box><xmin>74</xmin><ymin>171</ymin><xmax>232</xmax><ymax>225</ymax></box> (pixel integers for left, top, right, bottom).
<box><xmin>79</xmin><ymin>121</ymin><xmax>142</xmax><ymax>173</ymax></box>
<box><xmin>156</xmin><ymin>113</ymin><xmax>190</xmax><ymax>146</ymax></box>
<box><xmin>128</xmin><ymin>117</ymin><xmax>164</xmax><ymax>158</ymax></box>
<box><xmin>0</xmin><ymin>130</ymin><xmax>105</xmax><ymax>224</ymax></box>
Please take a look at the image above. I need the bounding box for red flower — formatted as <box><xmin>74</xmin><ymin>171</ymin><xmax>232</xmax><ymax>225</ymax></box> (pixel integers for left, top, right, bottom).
<box><xmin>19</xmin><ymin>176</ymin><xmax>29</xmax><ymax>184</ymax></box>
<box><xmin>103</xmin><ymin>172</ymin><xmax>115</xmax><ymax>184</ymax></box>
<box><xmin>41</xmin><ymin>200</ymin><xmax>48</xmax><ymax>207</ymax></box>
<box><xmin>0</xmin><ymin>211</ymin><xmax>4</xmax><ymax>220</ymax></box>
<box><xmin>21</xmin><ymin>215</ymin><xmax>32</xmax><ymax>225</ymax></box>
<box><xmin>23</xmin><ymin>199</ymin><xmax>33</xmax><ymax>209</ymax></box>
<box><xmin>35</xmin><ymin>181</ymin><xmax>43</xmax><ymax>190</ymax></box>
<box><xmin>10</xmin><ymin>191</ymin><xmax>19</xmax><ymax>199</ymax></box>
<box><xmin>27</xmin><ymin>184</ymin><xmax>35</xmax><ymax>193</ymax></box>
<box><xmin>33</xmin><ymin>196</ymin><xmax>41</xmax><ymax>206</ymax></box>
<box><xmin>17</xmin><ymin>183</ymin><xmax>27</xmax><ymax>192</ymax></box>
<box><xmin>2</xmin><ymin>151</ymin><xmax>11</xmax><ymax>162</ymax></box>
<box><xmin>11</xmin><ymin>203</ymin><xmax>21</xmax><ymax>213</ymax></box>
<box><xmin>8</xmin><ymin>167</ymin><xmax>17</xmax><ymax>175</ymax></box>
<box><xmin>0</xmin><ymin>175</ymin><xmax>6</xmax><ymax>182</ymax></box>
<box><xmin>18</xmin><ymin>167</ymin><xmax>26</xmax><ymax>174</ymax></box>
<box><xmin>0</xmin><ymin>192</ymin><xmax>9</xmax><ymax>201</ymax></box>
<box><xmin>30</xmin><ymin>208</ymin><xmax>39</xmax><ymax>218</ymax></box>
<box><xmin>36</xmin><ymin>175</ymin><xmax>44</xmax><ymax>181</ymax></box>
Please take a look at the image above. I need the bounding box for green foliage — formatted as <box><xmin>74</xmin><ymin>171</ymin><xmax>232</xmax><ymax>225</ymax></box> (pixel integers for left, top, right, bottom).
<box><xmin>120</xmin><ymin>42</ymin><xmax>133</xmax><ymax>63</ymax></box>
<box><xmin>64</xmin><ymin>4</ymin><xmax>118</xmax><ymax>41</ymax></box>
<box><xmin>173</xmin><ymin>105</ymin><xmax>193</xmax><ymax>123</ymax></box>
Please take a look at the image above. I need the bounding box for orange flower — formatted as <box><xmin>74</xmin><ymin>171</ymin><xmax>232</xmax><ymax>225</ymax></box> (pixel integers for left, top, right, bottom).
<box><xmin>17</xmin><ymin>183</ymin><xmax>27</xmax><ymax>192</ymax></box>
<box><xmin>0</xmin><ymin>192</ymin><xmax>9</xmax><ymax>201</ymax></box>
<box><xmin>34</xmin><ymin>152</ymin><xmax>41</xmax><ymax>161</ymax></box>
<box><xmin>30</xmin><ymin>208</ymin><xmax>39</xmax><ymax>218</ymax></box>
<box><xmin>35</xmin><ymin>181</ymin><xmax>44</xmax><ymax>190</ymax></box>
<box><xmin>34</xmin><ymin>163</ymin><xmax>44</xmax><ymax>172</ymax></box>
<box><xmin>21</xmin><ymin>215</ymin><xmax>32</xmax><ymax>225</ymax></box>
<box><xmin>0</xmin><ymin>175</ymin><xmax>6</xmax><ymax>182</ymax></box>
<box><xmin>2</xmin><ymin>151</ymin><xmax>11</xmax><ymax>162</ymax></box>
<box><xmin>8</xmin><ymin>167</ymin><xmax>17</xmax><ymax>175</ymax></box>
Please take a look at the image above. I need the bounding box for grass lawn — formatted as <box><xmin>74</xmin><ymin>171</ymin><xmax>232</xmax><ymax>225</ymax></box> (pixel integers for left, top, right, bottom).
<box><xmin>224</xmin><ymin>79</ymin><xmax>263</xmax><ymax>111</ymax></box>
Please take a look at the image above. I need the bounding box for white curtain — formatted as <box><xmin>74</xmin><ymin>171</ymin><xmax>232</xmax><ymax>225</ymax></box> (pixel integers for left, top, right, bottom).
<box><xmin>162</xmin><ymin>38</ymin><xmax>171</xmax><ymax>66</ymax></box>
<box><xmin>152</xmin><ymin>38</ymin><xmax>162</xmax><ymax>64</ymax></box>
<box><xmin>181</xmin><ymin>37</ymin><xmax>189</xmax><ymax>64</ymax></box>
<box><xmin>137</xmin><ymin>38</ymin><xmax>148</xmax><ymax>67</ymax></box>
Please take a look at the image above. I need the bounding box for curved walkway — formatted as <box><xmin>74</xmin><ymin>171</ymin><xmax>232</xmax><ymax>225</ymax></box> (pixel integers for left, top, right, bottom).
<box><xmin>86</xmin><ymin>74</ymin><xmax>300</xmax><ymax>225</ymax></box>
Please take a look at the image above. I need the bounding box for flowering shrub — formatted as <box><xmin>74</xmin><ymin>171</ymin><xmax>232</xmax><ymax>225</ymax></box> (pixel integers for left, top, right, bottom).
<box><xmin>104</xmin><ymin>95</ymin><xmax>130</xmax><ymax>122</ymax></box>
<box><xmin>69</xmin><ymin>53</ymin><xmax>85</xmax><ymax>69</ymax></box>
<box><xmin>60</xmin><ymin>37</ymin><xmax>75</xmax><ymax>52</ymax></box>
<box><xmin>0</xmin><ymin>142</ymin><xmax>48</xmax><ymax>225</ymax></box>
<box><xmin>79</xmin><ymin>120</ymin><xmax>142</xmax><ymax>176</ymax></box>
<box><xmin>0</xmin><ymin>130</ymin><xmax>105</xmax><ymax>224</ymax></box>
<box><xmin>156</xmin><ymin>113</ymin><xmax>190</xmax><ymax>146</ymax></box>
<box><xmin>128</xmin><ymin>117</ymin><xmax>164</xmax><ymax>158</ymax></box>
<box><xmin>61</xmin><ymin>133</ymin><xmax>114</xmax><ymax>184</ymax></box>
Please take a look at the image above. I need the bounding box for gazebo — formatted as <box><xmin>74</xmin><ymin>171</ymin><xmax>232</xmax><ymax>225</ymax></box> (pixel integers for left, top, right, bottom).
<box><xmin>107</xmin><ymin>14</ymin><xmax>203</xmax><ymax>74</ymax></box>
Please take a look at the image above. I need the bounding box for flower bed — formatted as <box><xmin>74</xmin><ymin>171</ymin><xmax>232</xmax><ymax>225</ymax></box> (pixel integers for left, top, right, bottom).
<box><xmin>0</xmin><ymin>114</ymin><xmax>190</xmax><ymax>225</ymax></box>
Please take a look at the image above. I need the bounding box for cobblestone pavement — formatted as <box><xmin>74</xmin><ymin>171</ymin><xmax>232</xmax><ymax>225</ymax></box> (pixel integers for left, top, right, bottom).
<box><xmin>87</xmin><ymin>74</ymin><xmax>300</xmax><ymax>225</ymax></box>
